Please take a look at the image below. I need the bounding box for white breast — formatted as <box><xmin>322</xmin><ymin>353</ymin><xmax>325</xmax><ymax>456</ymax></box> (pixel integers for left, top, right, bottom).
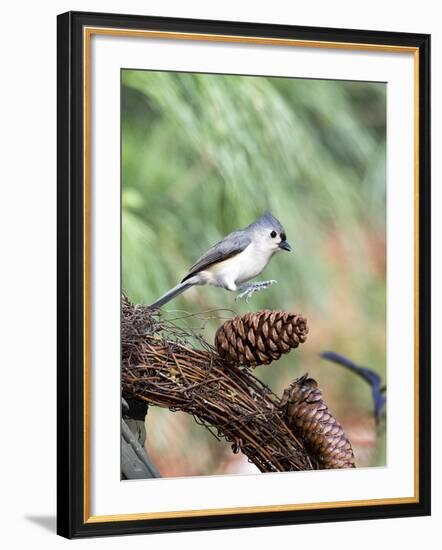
<box><xmin>201</xmin><ymin>242</ymin><xmax>273</xmax><ymax>290</ymax></box>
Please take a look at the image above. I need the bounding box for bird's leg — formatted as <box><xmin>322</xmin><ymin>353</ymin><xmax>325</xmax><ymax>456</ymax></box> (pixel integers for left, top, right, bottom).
<box><xmin>235</xmin><ymin>280</ymin><xmax>277</xmax><ymax>303</ymax></box>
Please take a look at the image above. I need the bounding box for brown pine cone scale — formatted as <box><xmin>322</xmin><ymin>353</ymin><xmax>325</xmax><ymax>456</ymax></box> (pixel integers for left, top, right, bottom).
<box><xmin>215</xmin><ymin>310</ymin><xmax>308</xmax><ymax>368</ymax></box>
<box><xmin>281</xmin><ymin>374</ymin><xmax>356</xmax><ymax>469</ymax></box>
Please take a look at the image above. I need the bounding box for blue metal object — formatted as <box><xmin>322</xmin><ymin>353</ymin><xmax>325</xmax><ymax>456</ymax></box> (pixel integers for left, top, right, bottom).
<box><xmin>320</xmin><ymin>351</ymin><xmax>386</xmax><ymax>424</ymax></box>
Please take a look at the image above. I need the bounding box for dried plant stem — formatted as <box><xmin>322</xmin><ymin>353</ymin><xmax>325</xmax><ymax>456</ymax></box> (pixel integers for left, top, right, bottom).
<box><xmin>121</xmin><ymin>296</ymin><xmax>355</xmax><ymax>472</ymax></box>
<box><xmin>122</xmin><ymin>339</ymin><xmax>316</xmax><ymax>472</ymax></box>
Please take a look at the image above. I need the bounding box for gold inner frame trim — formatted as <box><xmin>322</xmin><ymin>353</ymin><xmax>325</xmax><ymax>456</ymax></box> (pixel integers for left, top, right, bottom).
<box><xmin>83</xmin><ymin>26</ymin><xmax>420</xmax><ymax>524</ymax></box>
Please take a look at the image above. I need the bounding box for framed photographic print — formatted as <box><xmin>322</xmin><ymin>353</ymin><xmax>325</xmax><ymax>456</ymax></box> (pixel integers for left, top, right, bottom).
<box><xmin>57</xmin><ymin>11</ymin><xmax>431</xmax><ymax>538</ymax></box>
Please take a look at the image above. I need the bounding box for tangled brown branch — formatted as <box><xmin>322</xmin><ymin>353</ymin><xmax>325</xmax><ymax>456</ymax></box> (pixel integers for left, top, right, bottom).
<box><xmin>121</xmin><ymin>296</ymin><xmax>355</xmax><ymax>472</ymax></box>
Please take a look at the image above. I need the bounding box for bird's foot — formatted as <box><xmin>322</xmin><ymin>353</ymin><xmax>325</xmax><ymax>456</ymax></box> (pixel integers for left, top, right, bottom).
<box><xmin>235</xmin><ymin>280</ymin><xmax>277</xmax><ymax>303</ymax></box>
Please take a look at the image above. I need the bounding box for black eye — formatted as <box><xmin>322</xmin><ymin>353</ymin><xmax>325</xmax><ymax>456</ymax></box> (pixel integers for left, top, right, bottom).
<box><xmin>270</xmin><ymin>230</ymin><xmax>277</xmax><ymax>238</ymax></box>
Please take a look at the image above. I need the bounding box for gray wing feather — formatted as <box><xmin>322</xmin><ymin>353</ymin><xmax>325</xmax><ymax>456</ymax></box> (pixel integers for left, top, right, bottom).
<box><xmin>181</xmin><ymin>230</ymin><xmax>251</xmax><ymax>282</ymax></box>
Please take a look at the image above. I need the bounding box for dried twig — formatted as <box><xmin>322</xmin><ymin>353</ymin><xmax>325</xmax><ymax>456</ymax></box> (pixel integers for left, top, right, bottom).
<box><xmin>121</xmin><ymin>296</ymin><xmax>316</xmax><ymax>471</ymax></box>
<box><xmin>121</xmin><ymin>296</ymin><xmax>355</xmax><ymax>472</ymax></box>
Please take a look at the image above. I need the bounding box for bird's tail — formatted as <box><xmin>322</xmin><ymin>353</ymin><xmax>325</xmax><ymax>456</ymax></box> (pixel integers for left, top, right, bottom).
<box><xmin>148</xmin><ymin>281</ymin><xmax>194</xmax><ymax>309</ymax></box>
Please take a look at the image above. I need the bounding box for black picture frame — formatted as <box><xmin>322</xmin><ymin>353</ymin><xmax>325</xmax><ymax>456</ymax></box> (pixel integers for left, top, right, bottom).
<box><xmin>57</xmin><ymin>10</ymin><xmax>431</xmax><ymax>539</ymax></box>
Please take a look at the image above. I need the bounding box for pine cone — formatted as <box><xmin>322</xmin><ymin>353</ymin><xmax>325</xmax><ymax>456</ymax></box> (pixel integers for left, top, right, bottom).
<box><xmin>281</xmin><ymin>375</ymin><xmax>356</xmax><ymax>469</ymax></box>
<box><xmin>215</xmin><ymin>310</ymin><xmax>308</xmax><ymax>368</ymax></box>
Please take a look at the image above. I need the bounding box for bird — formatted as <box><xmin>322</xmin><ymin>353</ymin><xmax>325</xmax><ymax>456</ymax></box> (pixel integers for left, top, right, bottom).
<box><xmin>148</xmin><ymin>212</ymin><xmax>291</xmax><ymax>309</ymax></box>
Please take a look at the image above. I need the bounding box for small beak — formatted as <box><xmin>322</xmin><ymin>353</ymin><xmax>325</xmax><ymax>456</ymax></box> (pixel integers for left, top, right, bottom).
<box><xmin>279</xmin><ymin>240</ymin><xmax>291</xmax><ymax>252</ymax></box>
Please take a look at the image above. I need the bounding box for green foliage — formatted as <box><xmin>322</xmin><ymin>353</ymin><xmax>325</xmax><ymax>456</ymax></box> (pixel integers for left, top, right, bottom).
<box><xmin>122</xmin><ymin>69</ymin><xmax>387</xmax><ymax>470</ymax></box>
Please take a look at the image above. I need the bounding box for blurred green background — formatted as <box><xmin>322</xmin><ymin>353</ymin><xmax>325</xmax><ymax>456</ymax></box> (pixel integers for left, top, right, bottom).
<box><xmin>122</xmin><ymin>69</ymin><xmax>386</xmax><ymax>476</ymax></box>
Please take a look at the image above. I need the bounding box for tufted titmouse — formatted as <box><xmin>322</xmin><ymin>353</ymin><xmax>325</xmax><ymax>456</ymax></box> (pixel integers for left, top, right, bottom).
<box><xmin>148</xmin><ymin>212</ymin><xmax>291</xmax><ymax>309</ymax></box>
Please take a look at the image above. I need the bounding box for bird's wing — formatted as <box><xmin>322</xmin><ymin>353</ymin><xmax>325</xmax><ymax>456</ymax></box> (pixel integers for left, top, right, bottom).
<box><xmin>181</xmin><ymin>230</ymin><xmax>251</xmax><ymax>282</ymax></box>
